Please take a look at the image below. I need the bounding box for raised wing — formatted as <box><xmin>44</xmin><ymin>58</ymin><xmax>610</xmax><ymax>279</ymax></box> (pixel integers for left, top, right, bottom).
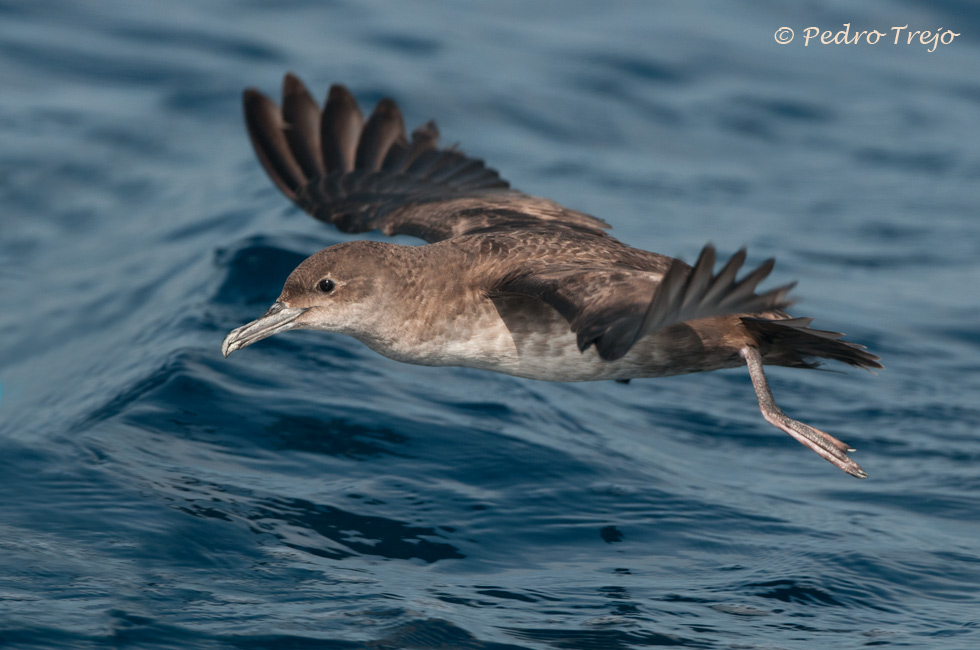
<box><xmin>492</xmin><ymin>244</ymin><xmax>795</xmax><ymax>360</ymax></box>
<box><xmin>244</xmin><ymin>74</ymin><xmax>609</xmax><ymax>242</ymax></box>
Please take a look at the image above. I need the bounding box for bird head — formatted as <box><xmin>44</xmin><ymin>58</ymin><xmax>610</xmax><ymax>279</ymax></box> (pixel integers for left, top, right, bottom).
<box><xmin>221</xmin><ymin>240</ymin><xmax>393</xmax><ymax>357</ymax></box>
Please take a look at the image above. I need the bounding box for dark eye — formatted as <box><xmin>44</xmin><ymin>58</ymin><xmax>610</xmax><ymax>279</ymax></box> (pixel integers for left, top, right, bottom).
<box><xmin>316</xmin><ymin>278</ymin><xmax>336</xmax><ymax>293</ymax></box>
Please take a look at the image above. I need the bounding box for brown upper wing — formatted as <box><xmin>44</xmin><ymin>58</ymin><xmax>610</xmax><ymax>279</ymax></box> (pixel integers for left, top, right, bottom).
<box><xmin>243</xmin><ymin>74</ymin><xmax>609</xmax><ymax>243</ymax></box>
<box><xmin>490</xmin><ymin>243</ymin><xmax>796</xmax><ymax>360</ymax></box>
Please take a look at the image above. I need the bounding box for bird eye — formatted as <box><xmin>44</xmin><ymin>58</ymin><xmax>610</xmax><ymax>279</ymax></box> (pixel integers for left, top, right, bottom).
<box><xmin>316</xmin><ymin>278</ymin><xmax>336</xmax><ymax>293</ymax></box>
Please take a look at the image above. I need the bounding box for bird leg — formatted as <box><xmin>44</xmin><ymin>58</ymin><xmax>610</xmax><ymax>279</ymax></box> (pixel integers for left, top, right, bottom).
<box><xmin>739</xmin><ymin>346</ymin><xmax>868</xmax><ymax>479</ymax></box>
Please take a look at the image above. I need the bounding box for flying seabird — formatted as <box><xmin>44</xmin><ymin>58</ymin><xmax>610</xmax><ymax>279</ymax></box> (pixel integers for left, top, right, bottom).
<box><xmin>222</xmin><ymin>74</ymin><xmax>881</xmax><ymax>479</ymax></box>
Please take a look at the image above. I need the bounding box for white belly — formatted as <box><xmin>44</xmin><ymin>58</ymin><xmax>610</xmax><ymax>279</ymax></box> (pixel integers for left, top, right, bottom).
<box><xmin>359</xmin><ymin>294</ymin><xmax>702</xmax><ymax>382</ymax></box>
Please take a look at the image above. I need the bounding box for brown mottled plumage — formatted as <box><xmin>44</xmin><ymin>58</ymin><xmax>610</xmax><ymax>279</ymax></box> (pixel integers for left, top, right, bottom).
<box><xmin>222</xmin><ymin>73</ymin><xmax>881</xmax><ymax>479</ymax></box>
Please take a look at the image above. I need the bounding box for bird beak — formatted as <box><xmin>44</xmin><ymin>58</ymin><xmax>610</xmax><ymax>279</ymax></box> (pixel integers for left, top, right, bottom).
<box><xmin>221</xmin><ymin>302</ymin><xmax>308</xmax><ymax>357</ymax></box>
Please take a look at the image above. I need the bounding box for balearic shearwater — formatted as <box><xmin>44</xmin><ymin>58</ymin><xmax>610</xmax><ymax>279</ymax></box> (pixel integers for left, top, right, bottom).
<box><xmin>222</xmin><ymin>74</ymin><xmax>881</xmax><ymax>479</ymax></box>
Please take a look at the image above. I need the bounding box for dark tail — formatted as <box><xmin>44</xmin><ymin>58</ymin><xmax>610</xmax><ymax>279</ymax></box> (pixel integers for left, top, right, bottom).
<box><xmin>741</xmin><ymin>316</ymin><xmax>882</xmax><ymax>370</ymax></box>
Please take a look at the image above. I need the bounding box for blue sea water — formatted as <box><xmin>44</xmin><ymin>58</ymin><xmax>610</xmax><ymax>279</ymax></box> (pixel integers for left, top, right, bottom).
<box><xmin>2</xmin><ymin>0</ymin><xmax>979</xmax><ymax>648</ymax></box>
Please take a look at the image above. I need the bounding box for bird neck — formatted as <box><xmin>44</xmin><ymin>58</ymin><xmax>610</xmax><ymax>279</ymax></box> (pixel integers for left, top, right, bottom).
<box><xmin>351</xmin><ymin>243</ymin><xmax>484</xmax><ymax>364</ymax></box>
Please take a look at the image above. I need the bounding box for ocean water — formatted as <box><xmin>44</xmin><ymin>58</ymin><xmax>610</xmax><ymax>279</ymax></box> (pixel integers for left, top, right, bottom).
<box><xmin>2</xmin><ymin>1</ymin><xmax>979</xmax><ymax>648</ymax></box>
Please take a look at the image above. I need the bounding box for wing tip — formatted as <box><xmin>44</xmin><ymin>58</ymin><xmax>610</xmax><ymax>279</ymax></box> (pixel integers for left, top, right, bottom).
<box><xmin>243</xmin><ymin>84</ymin><xmax>305</xmax><ymax>200</ymax></box>
<box><xmin>327</xmin><ymin>83</ymin><xmax>356</xmax><ymax>106</ymax></box>
<box><xmin>283</xmin><ymin>71</ymin><xmax>302</xmax><ymax>92</ymax></box>
<box><xmin>636</xmin><ymin>245</ymin><xmax>797</xmax><ymax>341</ymax></box>
<box><xmin>242</xmin><ymin>86</ymin><xmax>266</xmax><ymax>108</ymax></box>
